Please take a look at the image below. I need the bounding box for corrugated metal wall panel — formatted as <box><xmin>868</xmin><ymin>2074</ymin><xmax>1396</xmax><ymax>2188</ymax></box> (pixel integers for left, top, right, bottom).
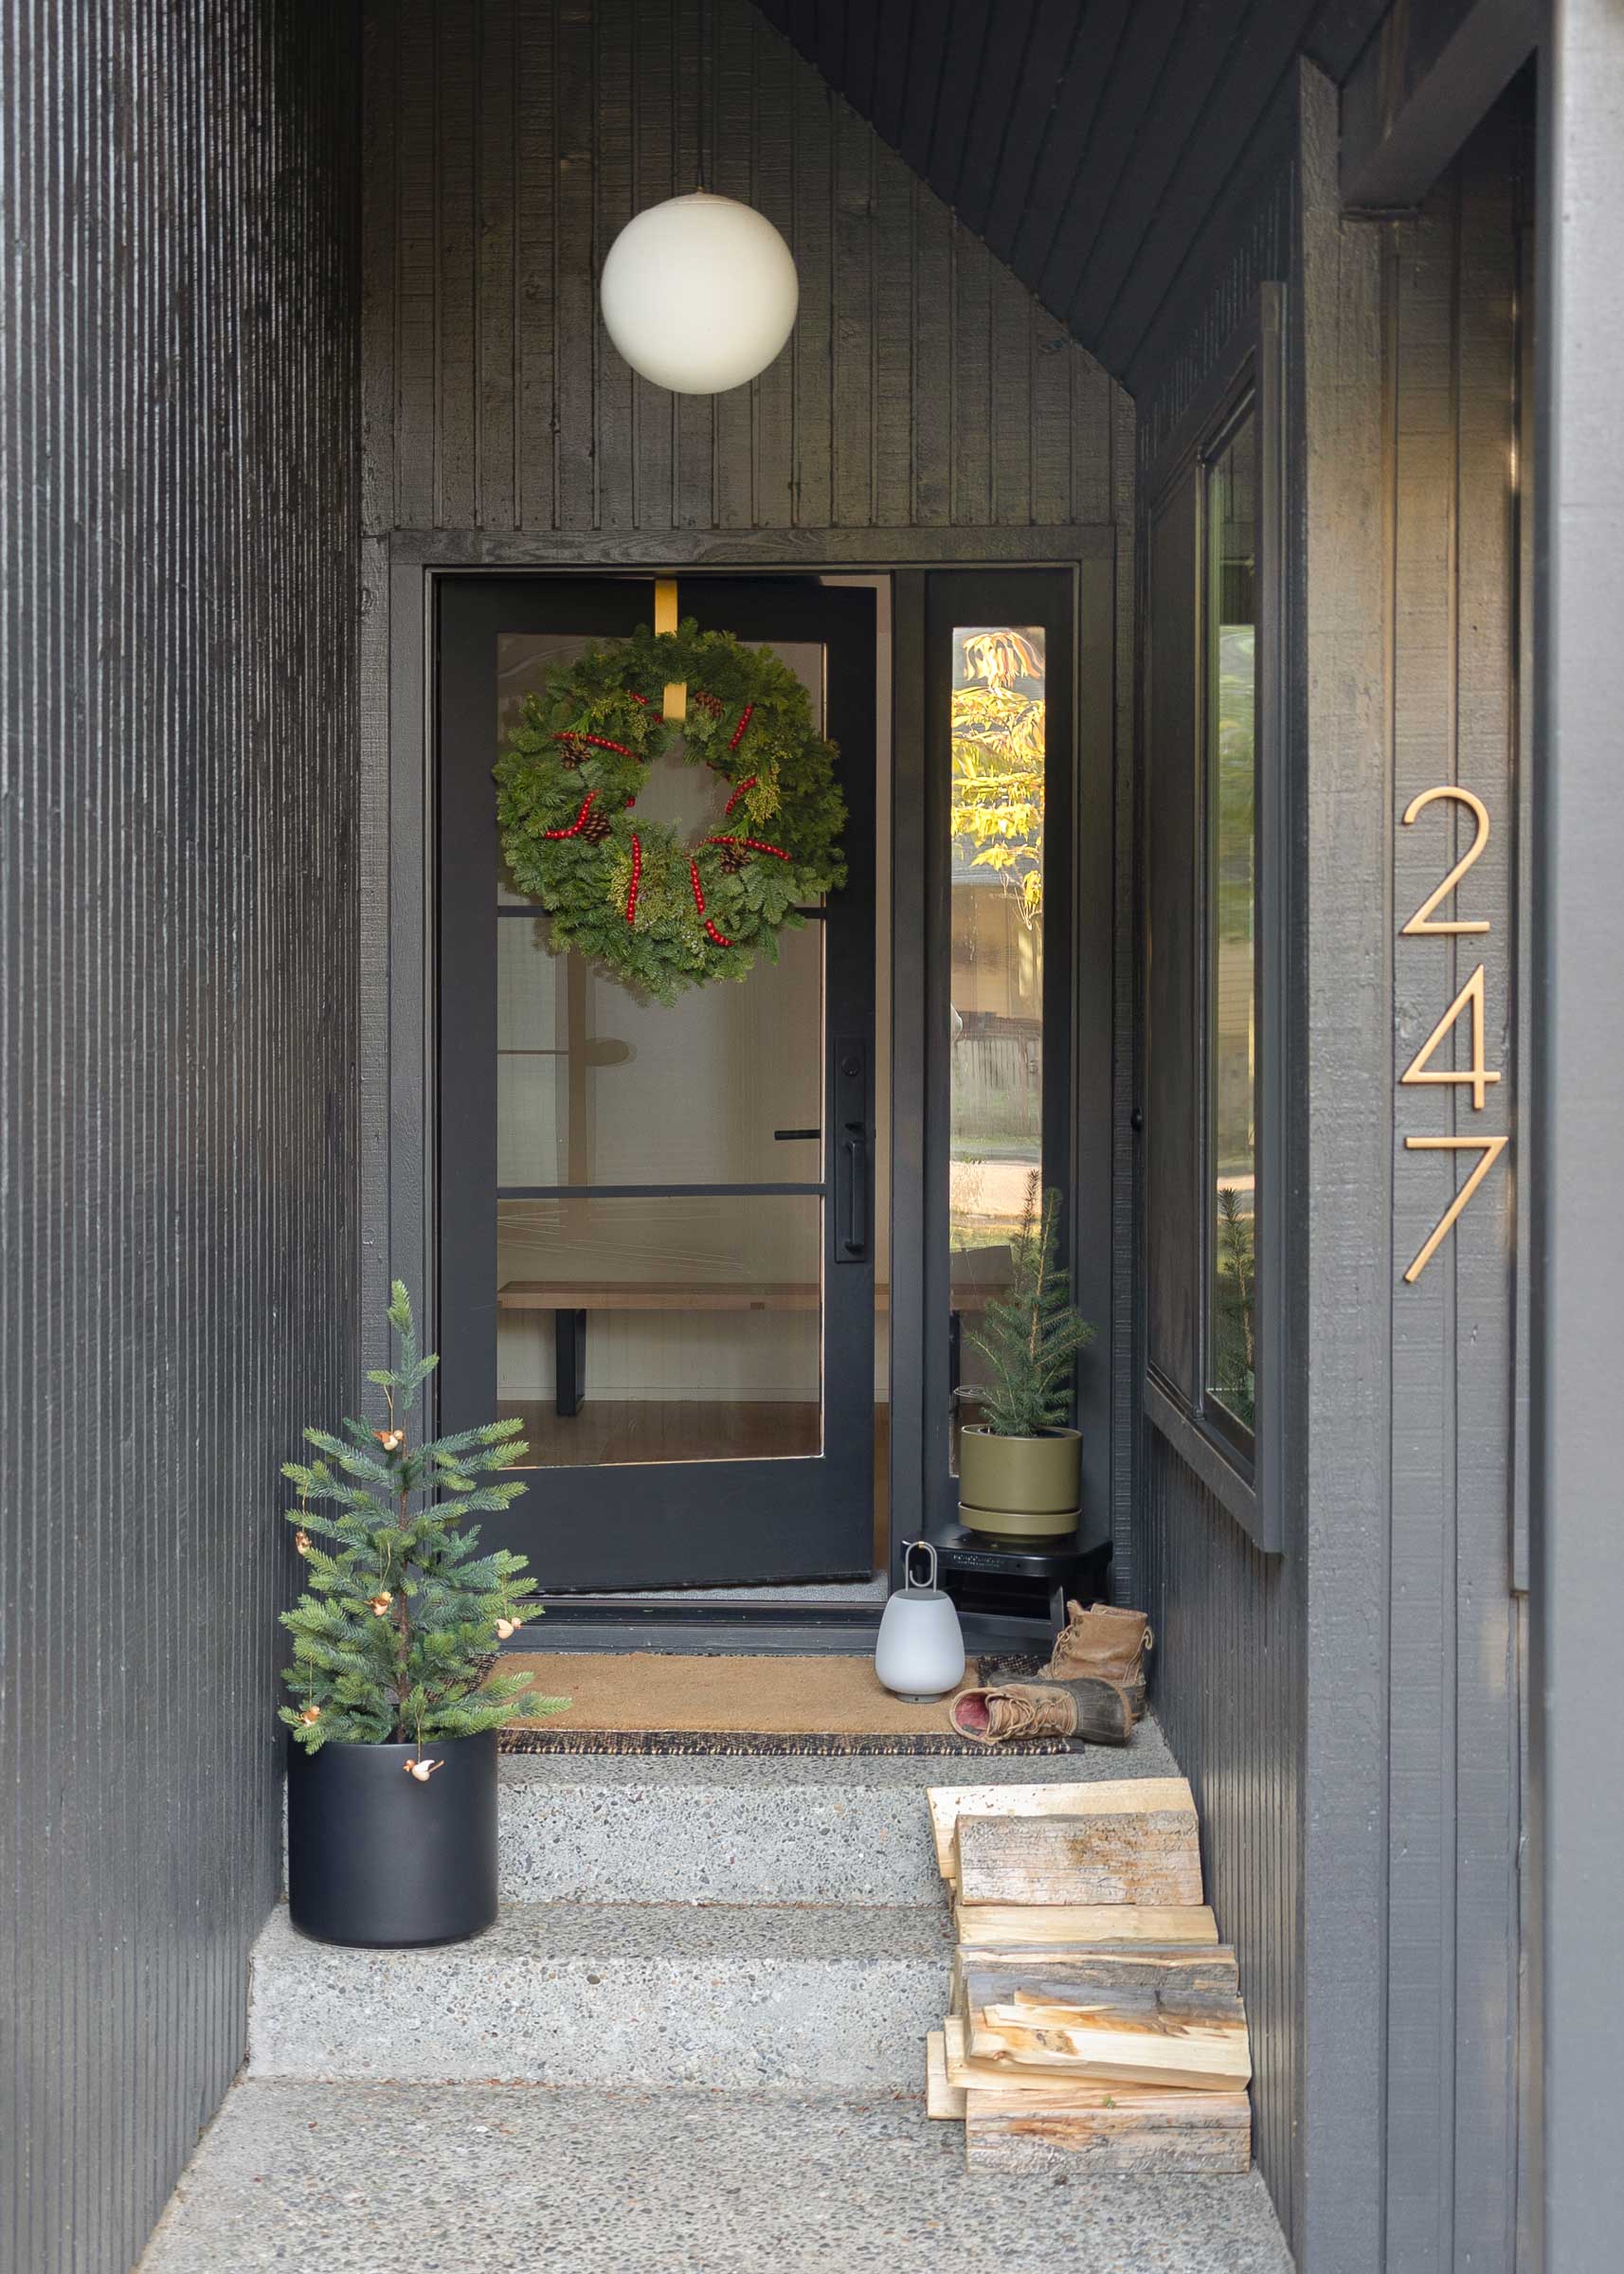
<box><xmin>0</xmin><ymin>7</ymin><xmax>362</xmax><ymax>2271</ymax></box>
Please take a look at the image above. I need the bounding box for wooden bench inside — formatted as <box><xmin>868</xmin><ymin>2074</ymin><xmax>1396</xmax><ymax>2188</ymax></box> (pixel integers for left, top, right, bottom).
<box><xmin>500</xmin><ymin>1280</ymin><xmax>826</xmax><ymax>1314</ymax></box>
<box><xmin>498</xmin><ymin>1278</ymin><xmax>999</xmax><ymax>1416</ymax></box>
<box><xmin>498</xmin><ymin>1281</ymin><xmax>999</xmax><ymax>1313</ymax></box>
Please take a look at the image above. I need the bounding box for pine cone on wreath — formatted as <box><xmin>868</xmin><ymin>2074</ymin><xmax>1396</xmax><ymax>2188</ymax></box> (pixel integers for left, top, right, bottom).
<box><xmin>579</xmin><ymin>808</ymin><xmax>614</xmax><ymax>845</ymax></box>
<box><xmin>717</xmin><ymin>841</ymin><xmax>750</xmax><ymax>875</ymax></box>
<box><xmin>555</xmin><ymin>732</ymin><xmax>589</xmax><ymax>769</ymax></box>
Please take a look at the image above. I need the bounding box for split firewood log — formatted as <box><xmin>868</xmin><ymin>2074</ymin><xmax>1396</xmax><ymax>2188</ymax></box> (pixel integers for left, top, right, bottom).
<box><xmin>954</xmin><ymin>1946</ymin><xmax>1240</xmax><ymax>2028</ymax></box>
<box><xmin>963</xmin><ymin>2084</ymin><xmax>1251</xmax><ymax>2175</ymax></box>
<box><xmin>968</xmin><ymin>1983</ymin><xmax>1252</xmax><ymax>2093</ymax></box>
<box><xmin>954</xmin><ymin>1802</ymin><xmax>1203</xmax><ymax>1908</ymax></box>
<box><xmin>927</xmin><ymin>1776</ymin><xmax>1195</xmax><ymax>1879</ymax></box>
<box><xmin>953</xmin><ymin>1902</ymin><xmax>1219</xmax><ymax>1951</ymax></box>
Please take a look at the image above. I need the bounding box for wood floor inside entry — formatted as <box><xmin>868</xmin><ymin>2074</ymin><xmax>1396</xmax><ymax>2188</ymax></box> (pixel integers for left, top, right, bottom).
<box><xmin>500</xmin><ymin>1400</ymin><xmax>893</xmax><ymax>1570</ymax></box>
<box><xmin>502</xmin><ymin>1399</ymin><xmax>821</xmax><ymax>1468</ymax></box>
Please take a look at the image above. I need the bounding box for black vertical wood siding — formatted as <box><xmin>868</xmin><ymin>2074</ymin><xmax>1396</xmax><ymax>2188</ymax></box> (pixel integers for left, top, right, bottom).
<box><xmin>361</xmin><ymin>0</ymin><xmax>1123</xmax><ymax>540</ymax></box>
<box><xmin>1139</xmin><ymin>66</ymin><xmax>1528</xmax><ymax>2270</ymax></box>
<box><xmin>0</xmin><ymin>8</ymin><xmax>362</xmax><ymax>2271</ymax></box>
<box><xmin>358</xmin><ymin>0</ymin><xmax>1136</xmax><ymax>1579</ymax></box>
<box><xmin>1140</xmin><ymin>1426</ymin><xmax>1303</xmax><ymax>2234</ymax></box>
<box><xmin>751</xmin><ymin>0</ymin><xmax>1391</xmax><ymax>385</ymax></box>
<box><xmin>1379</xmin><ymin>101</ymin><xmax>1524</xmax><ymax>2274</ymax></box>
<box><xmin>1134</xmin><ymin>127</ymin><xmax>1308</xmax><ymax>2253</ymax></box>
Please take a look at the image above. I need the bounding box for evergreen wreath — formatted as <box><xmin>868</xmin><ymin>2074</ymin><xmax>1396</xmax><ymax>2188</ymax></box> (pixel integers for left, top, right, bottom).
<box><xmin>495</xmin><ymin>618</ymin><xmax>848</xmax><ymax>1002</ymax></box>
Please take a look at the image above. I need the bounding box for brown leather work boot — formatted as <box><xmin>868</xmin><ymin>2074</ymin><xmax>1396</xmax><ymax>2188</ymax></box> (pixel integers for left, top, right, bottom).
<box><xmin>1043</xmin><ymin>1600</ymin><xmax>1152</xmax><ymax>1717</ymax></box>
<box><xmin>948</xmin><ymin>1675</ymin><xmax>1132</xmax><ymax>1748</ymax></box>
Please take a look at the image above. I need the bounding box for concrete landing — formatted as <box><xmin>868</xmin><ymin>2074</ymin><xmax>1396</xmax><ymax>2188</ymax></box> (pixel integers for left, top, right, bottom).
<box><xmin>140</xmin><ymin>2081</ymin><xmax>1294</xmax><ymax>2274</ymax></box>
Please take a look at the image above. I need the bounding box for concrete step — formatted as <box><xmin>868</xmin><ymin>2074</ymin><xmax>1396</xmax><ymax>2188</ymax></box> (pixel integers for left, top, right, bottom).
<box><xmin>494</xmin><ymin>1728</ymin><xmax>1178</xmax><ymax>1906</ymax></box>
<box><xmin>247</xmin><ymin>1899</ymin><xmax>954</xmax><ymax>2091</ymax></box>
<box><xmin>142</xmin><ymin>2080</ymin><xmax>1293</xmax><ymax>2274</ymax></box>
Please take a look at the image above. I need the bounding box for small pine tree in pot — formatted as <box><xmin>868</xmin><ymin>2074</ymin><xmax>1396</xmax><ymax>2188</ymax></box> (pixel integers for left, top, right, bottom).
<box><xmin>958</xmin><ymin>1179</ymin><xmax>1095</xmax><ymax>1541</ymax></box>
<box><xmin>280</xmin><ymin>1282</ymin><xmax>567</xmax><ymax>1947</ymax></box>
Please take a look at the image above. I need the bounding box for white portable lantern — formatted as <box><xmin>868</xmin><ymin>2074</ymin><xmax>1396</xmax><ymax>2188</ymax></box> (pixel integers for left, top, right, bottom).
<box><xmin>874</xmin><ymin>1541</ymin><xmax>966</xmax><ymax>1703</ymax></box>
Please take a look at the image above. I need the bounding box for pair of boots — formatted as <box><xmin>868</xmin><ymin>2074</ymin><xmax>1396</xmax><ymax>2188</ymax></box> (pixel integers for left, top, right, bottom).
<box><xmin>949</xmin><ymin>1601</ymin><xmax>1152</xmax><ymax>1747</ymax></box>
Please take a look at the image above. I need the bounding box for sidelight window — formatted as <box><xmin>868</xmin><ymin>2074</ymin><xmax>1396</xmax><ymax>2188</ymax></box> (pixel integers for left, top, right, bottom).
<box><xmin>922</xmin><ymin>570</ymin><xmax>1079</xmax><ymax>1534</ymax></box>
<box><xmin>948</xmin><ymin>621</ymin><xmax>1048</xmax><ymax>1437</ymax></box>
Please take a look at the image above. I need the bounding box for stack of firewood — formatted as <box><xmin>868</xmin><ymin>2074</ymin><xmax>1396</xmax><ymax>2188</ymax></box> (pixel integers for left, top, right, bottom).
<box><xmin>924</xmin><ymin>1778</ymin><xmax>1253</xmax><ymax>2174</ymax></box>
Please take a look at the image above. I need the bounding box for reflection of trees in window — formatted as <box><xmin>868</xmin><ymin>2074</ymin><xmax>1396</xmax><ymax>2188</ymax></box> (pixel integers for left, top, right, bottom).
<box><xmin>948</xmin><ymin>627</ymin><xmax>1047</xmax><ymax>1263</ymax></box>
<box><xmin>950</xmin><ymin>627</ymin><xmax>1046</xmax><ymax>930</ymax></box>
<box><xmin>1213</xmin><ymin>1188</ymin><xmax>1255</xmax><ymax>1428</ymax></box>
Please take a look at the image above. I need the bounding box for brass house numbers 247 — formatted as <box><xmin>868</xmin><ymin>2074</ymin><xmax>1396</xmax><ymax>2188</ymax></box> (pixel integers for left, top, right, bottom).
<box><xmin>1398</xmin><ymin>785</ymin><xmax>1509</xmax><ymax>1284</ymax></box>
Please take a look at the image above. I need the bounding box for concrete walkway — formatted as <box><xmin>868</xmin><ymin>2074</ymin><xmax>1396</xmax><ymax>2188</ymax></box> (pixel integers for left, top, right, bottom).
<box><xmin>140</xmin><ymin>2080</ymin><xmax>1294</xmax><ymax>2274</ymax></box>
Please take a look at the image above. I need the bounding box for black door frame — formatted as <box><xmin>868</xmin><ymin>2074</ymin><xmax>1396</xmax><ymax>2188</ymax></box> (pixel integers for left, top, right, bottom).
<box><xmin>436</xmin><ymin>572</ymin><xmax>878</xmax><ymax>1591</ymax></box>
<box><xmin>370</xmin><ymin>536</ymin><xmax>1121</xmax><ymax>1647</ymax></box>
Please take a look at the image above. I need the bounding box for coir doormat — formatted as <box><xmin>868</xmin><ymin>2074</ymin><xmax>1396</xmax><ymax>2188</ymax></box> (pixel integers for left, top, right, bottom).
<box><xmin>497</xmin><ymin>1725</ymin><xmax>1071</xmax><ymax>1758</ymax></box>
<box><xmin>495</xmin><ymin>1650</ymin><xmax>1070</xmax><ymax>1757</ymax></box>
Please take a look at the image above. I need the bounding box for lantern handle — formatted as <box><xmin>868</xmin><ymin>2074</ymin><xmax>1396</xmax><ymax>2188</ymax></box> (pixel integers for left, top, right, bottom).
<box><xmin>903</xmin><ymin>1540</ymin><xmax>938</xmax><ymax>1594</ymax></box>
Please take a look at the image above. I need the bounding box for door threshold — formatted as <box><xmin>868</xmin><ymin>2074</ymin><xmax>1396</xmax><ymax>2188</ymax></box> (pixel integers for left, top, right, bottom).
<box><xmin>566</xmin><ymin>1572</ymin><xmax>890</xmax><ymax>1608</ymax></box>
<box><xmin>514</xmin><ymin>1600</ymin><xmax>1050</xmax><ymax>1655</ymax></box>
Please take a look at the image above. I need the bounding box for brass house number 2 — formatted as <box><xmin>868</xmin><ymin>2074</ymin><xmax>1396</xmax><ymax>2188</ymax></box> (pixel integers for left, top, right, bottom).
<box><xmin>1398</xmin><ymin>785</ymin><xmax>1509</xmax><ymax>1284</ymax></box>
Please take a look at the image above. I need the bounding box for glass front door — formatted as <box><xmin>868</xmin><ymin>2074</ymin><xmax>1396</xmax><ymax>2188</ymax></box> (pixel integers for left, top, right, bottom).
<box><xmin>437</xmin><ymin>577</ymin><xmax>876</xmax><ymax>1591</ymax></box>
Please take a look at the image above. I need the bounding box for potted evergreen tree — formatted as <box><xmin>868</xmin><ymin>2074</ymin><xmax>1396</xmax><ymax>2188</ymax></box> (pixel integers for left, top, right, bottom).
<box><xmin>279</xmin><ymin>1282</ymin><xmax>566</xmax><ymax>1947</ymax></box>
<box><xmin>958</xmin><ymin>1180</ymin><xmax>1095</xmax><ymax>1541</ymax></box>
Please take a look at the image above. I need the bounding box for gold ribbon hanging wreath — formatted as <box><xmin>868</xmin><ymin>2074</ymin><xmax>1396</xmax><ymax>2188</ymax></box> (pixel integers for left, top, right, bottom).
<box><xmin>495</xmin><ymin>619</ymin><xmax>847</xmax><ymax>1002</ymax></box>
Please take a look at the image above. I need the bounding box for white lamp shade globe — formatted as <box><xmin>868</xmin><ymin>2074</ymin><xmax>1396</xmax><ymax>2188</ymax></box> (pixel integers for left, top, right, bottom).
<box><xmin>599</xmin><ymin>191</ymin><xmax>800</xmax><ymax>395</ymax></box>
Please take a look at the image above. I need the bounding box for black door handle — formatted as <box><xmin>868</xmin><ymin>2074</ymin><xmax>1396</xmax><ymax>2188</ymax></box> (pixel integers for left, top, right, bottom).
<box><xmin>773</xmin><ymin>1128</ymin><xmax>821</xmax><ymax>1141</ymax></box>
<box><xmin>833</xmin><ymin>1038</ymin><xmax>868</xmax><ymax>1263</ymax></box>
<box><xmin>842</xmin><ymin>1130</ymin><xmax>866</xmax><ymax>1255</ymax></box>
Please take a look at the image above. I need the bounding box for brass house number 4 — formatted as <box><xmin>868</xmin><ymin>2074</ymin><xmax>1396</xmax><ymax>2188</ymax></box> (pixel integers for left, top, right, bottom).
<box><xmin>1398</xmin><ymin>785</ymin><xmax>1509</xmax><ymax>1284</ymax></box>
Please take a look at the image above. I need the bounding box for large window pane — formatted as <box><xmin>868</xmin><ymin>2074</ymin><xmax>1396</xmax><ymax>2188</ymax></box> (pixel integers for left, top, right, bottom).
<box><xmin>497</xmin><ymin>916</ymin><xmax>823</xmax><ymax>1188</ymax></box>
<box><xmin>490</xmin><ymin>628</ymin><xmax>832</xmax><ymax>1474</ymax></box>
<box><xmin>948</xmin><ymin>625</ymin><xmax>1045</xmax><ymax>1463</ymax></box>
<box><xmin>496</xmin><ymin>1194</ymin><xmax>822</xmax><ymax>1470</ymax></box>
<box><xmin>1205</xmin><ymin>414</ymin><xmax>1258</xmax><ymax>1436</ymax></box>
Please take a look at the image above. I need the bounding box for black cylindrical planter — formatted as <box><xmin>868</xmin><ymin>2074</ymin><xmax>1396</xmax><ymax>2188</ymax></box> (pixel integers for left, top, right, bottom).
<box><xmin>286</xmin><ymin>1730</ymin><xmax>497</xmax><ymax>1947</ymax></box>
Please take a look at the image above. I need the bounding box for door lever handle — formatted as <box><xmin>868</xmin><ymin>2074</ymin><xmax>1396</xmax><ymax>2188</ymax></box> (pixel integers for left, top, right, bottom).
<box><xmin>832</xmin><ymin>1038</ymin><xmax>868</xmax><ymax>1265</ymax></box>
<box><xmin>842</xmin><ymin>1128</ymin><xmax>867</xmax><ymax>1255</ymax></box>
<box><xmin>773</xmin><ymin>1128</ymin><xmax>821</xmax><ymax>1141</ymax></box>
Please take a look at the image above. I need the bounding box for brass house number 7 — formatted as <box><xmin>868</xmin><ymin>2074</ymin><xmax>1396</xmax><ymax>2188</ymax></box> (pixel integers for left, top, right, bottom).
<box><xmin>1398</xmin><ymin>785</ymin><xmax>1509</xmax><ymax>1283</ymax></box>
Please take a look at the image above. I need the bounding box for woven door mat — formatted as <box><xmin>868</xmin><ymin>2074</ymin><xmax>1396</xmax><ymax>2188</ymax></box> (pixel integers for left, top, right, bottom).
<box><xmin>496</xmin><ymin>1651</ymin><xmax>1064</xmax><ymax>1757</ymax></box>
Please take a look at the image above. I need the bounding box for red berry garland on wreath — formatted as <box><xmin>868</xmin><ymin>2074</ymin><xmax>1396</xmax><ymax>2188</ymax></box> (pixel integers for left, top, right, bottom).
<box><xmin>495</xmin><ymin>619</ymin><xmax>848</xmax><ymax>1002</ymax></box>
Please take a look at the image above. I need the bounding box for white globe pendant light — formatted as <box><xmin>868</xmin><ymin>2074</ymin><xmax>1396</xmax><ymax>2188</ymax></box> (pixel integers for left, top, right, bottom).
<box><xmin>600</xmin><ymin>190</ymin><xmax>800</xmax><ymax>395</ymax></box>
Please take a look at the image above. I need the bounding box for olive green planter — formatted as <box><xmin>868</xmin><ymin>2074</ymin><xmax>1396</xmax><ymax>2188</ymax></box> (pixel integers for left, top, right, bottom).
<box><xmin>958</xmin><ymin>1425</ymin><xmax>1082</xmax><ymax>1541</ymax></box>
